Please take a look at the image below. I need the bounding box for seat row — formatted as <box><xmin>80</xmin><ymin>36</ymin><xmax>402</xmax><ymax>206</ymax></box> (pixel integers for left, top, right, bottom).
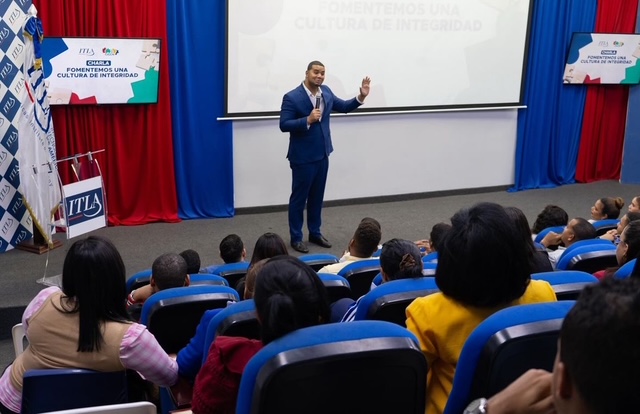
<box><xmin>14</xmin><ymin>300</ymin><xmax>575</xmax><ymax>414</ymax></box>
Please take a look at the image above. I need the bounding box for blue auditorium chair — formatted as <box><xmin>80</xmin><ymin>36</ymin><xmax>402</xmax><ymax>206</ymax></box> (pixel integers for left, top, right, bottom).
<box><xmin>203</xmin><ymin>299</ymin><xmax>261</xmax><ymax>363</ymax></box>
<box><xmin>126</xmin><ymin>269</ymin><xmax>153</xmax><ymax>293</ymax></box>
<box><xmin>444</xmin><ymin>301</ymin><xmax>575</xmax><ymax>414</ymax></box>
<box><xmin>556</xmin><ymin>243</ymin><xmax>617</xmax><ymax>273</ymax></box>
<box><xmin>557</xmin><ymin>238</ymin><xmax>612</xmax><ymax>260</ymax></box>
<box><xmin>534</xmin><ymin>225</ymin><xmax>565</xmax><ymax>244</ymax></box>
<box><xmin>422</xmin><ymin>261</ymin><xmax>437</xmax><ymax>276</ymax></box>
<box><xmin>236</xmin><ymin>321</ymin><xmax>427</xmax><ymax>414</ymax></box>
<box><xmin>298</xmin><ymin>253</ymin><xmax>340</xmax><ymax>271</ymax></box>
<box><xmin>422</xmin><ymin>251</ymin><xmax>438</xmax><ymax>263</ymax></box>
<box><xmin>614</xmin><ymin>258</ymin><xmax>637</xmax><ymax>279</ymax></box>
<box><xmin>139</xmin><ymin>285</ymin><xmax>239</xmax><ymax>353</ymax></box>
<box><xmin>317</xmin><ymin>273</ymin><xmax>352</xmax><ymax>303</ymax></box>
<box><xmin>592</xmin><ymin>218</ymin><xmax>620</xmax><ymax>236</ymax></box>
<box><xmin>21</xmin><ymin>369</ymin><xmax>128</xmax><ymax>414</ymax></box>
<box><xmin>337</xmin><ymin>258</ymin><xmax>381</xmax><ymax>299</ymax></box>
<box><xmin>212</xmin><ymin>262</ymin><xmax>250</xmax><ymax>290</ymax></box>
<box><xmin>353</xmin><ymin>277</ymin><xmax>439</xmax><ymax>327</ymax></box>
<box><xmin>531</xmin><ymin>270</ymin><xmax>598</xmax><ymax>300</ymax></box>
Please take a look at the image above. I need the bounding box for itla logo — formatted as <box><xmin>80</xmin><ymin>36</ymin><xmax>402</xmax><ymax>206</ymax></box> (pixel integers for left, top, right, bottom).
<box><xmin>598</xmin><ymin>41</ymin><xmax>609</xmax><ymax>47</ymax></box>
<box><xmin>102</xmin><ymin>48</ymin><xmax>119</xmax><ymax>56</ymax></box>
<box><xmin>0</xmin><ymin>27</ymin><xmax>9</xmax><ymax>44</ymax></box>
<box><xmin>79</xmin><ymin>48</ymin><xmax>95</xmax><ymax>56</ymax></box>
<box><xmin>0</xmin><ymin>62</ymin><xmax>13</xmax><ymax>80</ymax></box>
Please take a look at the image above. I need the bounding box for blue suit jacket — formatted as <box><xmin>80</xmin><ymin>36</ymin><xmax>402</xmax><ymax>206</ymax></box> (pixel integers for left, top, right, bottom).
<box><xmin>279</xmin><ymin>84</ymin><xmax>361</xmax><ymax>165</ymax></box>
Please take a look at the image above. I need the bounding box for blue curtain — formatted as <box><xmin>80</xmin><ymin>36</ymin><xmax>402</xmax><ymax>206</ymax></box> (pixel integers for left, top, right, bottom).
<box><xmin>166</xmin><ymin>0</ymin><xmax>234</xmax><ymax>218</ymax></box>
<box><xmin>510</xmin><ymin>0</ymin><xmax>597</xmax><ymax>191</ymax></box>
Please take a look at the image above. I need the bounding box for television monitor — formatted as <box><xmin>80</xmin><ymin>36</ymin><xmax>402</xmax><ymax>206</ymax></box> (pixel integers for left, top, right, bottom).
<box><xmin>41</xmin><ymin>37</ymin><xmax>161</xmax><ymax>105</ymax></box>
<box><xmin>563</xmin><ymin>32</ymin><xmax>640</xmax><ymax>85</ymax></box>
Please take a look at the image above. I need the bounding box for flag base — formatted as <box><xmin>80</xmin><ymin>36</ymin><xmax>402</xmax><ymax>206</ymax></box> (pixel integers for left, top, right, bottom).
<box><xmin>16</xmin><ymin>238</ymin><xmax>63</xmax><ymax>254</ymax></box>
<box><xmin>36</xmin><ymin>274</ymin><xmax>62</xmax><ymax>287</ymax></box>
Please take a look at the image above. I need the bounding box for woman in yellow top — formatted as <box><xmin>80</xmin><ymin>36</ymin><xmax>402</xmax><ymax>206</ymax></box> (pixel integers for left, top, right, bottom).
<box><xmin>406</xmin><ymin>202</ymin><xmax>557</xmax><ymax>414</ymax></box>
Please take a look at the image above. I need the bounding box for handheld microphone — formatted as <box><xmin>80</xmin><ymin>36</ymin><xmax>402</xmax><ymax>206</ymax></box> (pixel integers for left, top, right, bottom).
<box><xmin>315</xmin><ymin>95</ymin><xmax>321</xmax><ymax>109</ymax></box>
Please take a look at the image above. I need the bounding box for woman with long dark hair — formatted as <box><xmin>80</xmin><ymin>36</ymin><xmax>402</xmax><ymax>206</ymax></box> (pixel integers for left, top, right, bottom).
<box><xmin>0</xmin><ymin>236</ymin><xmax>178</xmax><ymax>414</ymax></box>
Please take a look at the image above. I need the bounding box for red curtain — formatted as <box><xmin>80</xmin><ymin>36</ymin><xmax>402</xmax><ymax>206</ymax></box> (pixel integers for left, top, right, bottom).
<box><xmin>33</xmin><ymin>0</ymin><xmax>180</xmax><ymax>225</ymax></box>
<box><xmin>575</xmin><ymin>0</ymin><xmax>639</xmax><ymax>182</ymax></box>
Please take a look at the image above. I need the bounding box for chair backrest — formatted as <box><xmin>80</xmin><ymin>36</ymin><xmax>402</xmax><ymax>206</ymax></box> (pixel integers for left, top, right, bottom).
<box><xmin>203</xmin><ymin>299</ymin><xmax>261</xmax><ymax>365</ymax></box>
<box><xmin>444</xmin><ymin>301</ymin><xmax>575</xmax><ymax>414</ymax></box>
<box><xmin>213</xmin><ymin>262</ymin><xmax>250</xmax><ymax>289</ymax></box>
<box><xmin>372</xmin><ymin>247</ymin><xmax>382</xmax><ymax>257</ymax></box>
<box><xmin>190</xmin><ymin>273</ymin><xmax>229</xmax><ymax>287</ymax></box>
<box><xmin>317</xmin><ymin>273</ymin><xmax>352</xmax><ymax>303</ymax></box>
<box><xmin>22</xmin><ymin>369</ymin><xmax>128</xmax><ymax>414</ymax></box>
<box><xmin>558</xmin><ymin>238</ymin><xmax>613</xmax><ymax>261</ymax></box>
<box><xmin>353</xmin><ymin>277</ymin><xmax>439</xmax><ymax>327</ymax></box>
<box><xmin>298</xmin><ymin>253</ymin><xmax>340</xmax><ymax>271</ymax></box>
<box><xmin>126</xmin><ymin>269</ymin><xmax>153</xmax><ymax>293</ymax></box>
<box><xmin>140</xmin><ymin>285</ymin><xmax>239</xmax><ymax>353</ymax></box>
<box><xmin>531</xmin><ymin>270</ymin><xmax>598</xmax><ymax>300</ymax></box>
<box><xmin>614</xmin><ymin>258</ymin><xmax>637</xmax><ymax>279</ymax></box>
<box><xmin>422</xmin><ymin>261</ymin><xmax>437</xmax><ymax>276</ymax></box>
<box><xmin>39</xmin><ymin>401</ymin><xmax>157</xmax><ymax>414</ymax></box>
<box><xmin>557</xmin><ymin>244</ymin><xmax>617</xmax><ymax>273</ymax></box>
<box><xmin>338</xmin><ymin>258</ymin><xmax>381</xmax><ymax>299</ymax></box>
<box><xmin>534</xmin><ymin>225</ymin><xmax>565</xmax><ymax>243</ymax></box>
<box><xmin>237</xmin><ymin>321</ymin><xmax>427</xmax><ymax>414</ymax></box>
<box><xmin>592</xmin><ymin>218</ymin><xmax>620</xmax><ymax>236</ymax></box>
<box><xmin>422</xmin><ymin>252</ymin><xmax>438</xmax><ymax>263</ymax></box>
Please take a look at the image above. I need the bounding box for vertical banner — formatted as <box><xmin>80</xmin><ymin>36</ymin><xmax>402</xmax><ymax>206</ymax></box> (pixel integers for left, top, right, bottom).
<box><xmin>15</xmin><ymin>5</ymin><xmax>61</xmax><ymax>248</ymax></box>
<box><xmin>0</xmin><ymin>0</ymin><xmax>33</xmax><ymax>252</ymax></box>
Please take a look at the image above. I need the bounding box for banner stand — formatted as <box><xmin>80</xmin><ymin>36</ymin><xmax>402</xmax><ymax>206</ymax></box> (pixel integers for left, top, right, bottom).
<box><xmin>22</xmin><ymin>149</ymin><xmax>107</xmax><ymax>287</ymax></box>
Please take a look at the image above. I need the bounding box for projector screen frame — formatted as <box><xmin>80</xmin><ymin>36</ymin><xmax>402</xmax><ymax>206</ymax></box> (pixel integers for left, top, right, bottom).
<box><xmin>224</xmin><ymin>0</ymin><xmax>534</xmax><ymax>119</ymax></box>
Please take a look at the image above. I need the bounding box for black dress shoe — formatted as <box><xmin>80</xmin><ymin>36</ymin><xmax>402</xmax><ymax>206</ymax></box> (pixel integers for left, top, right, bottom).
<box><xmin>291</xmin><ymin>241</ymin><xmax>309</xmax><ymax>253</ymax></box>
<box><xmin>309</xmin><ymin>235</ymin><xmax>332</xmax><ymax>248</ymax></box>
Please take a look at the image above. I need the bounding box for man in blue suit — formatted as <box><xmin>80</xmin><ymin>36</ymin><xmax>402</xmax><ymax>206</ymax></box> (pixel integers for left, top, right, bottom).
<box><xmin>280</xmin><ymin>61</ymin><xmax>371</xmax><ymax>253</ymax></box>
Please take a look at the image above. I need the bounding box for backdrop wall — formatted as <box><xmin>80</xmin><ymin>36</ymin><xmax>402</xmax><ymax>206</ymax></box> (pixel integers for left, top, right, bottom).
<box><xmin>3</xmin><ymin>0</ymin><xmax>637</xmax><ymax>251</ymax></box>
<box><xmin>233</xmin><ymin>111</ymin><xmax>517</xmax><ymax>208</ymax></box>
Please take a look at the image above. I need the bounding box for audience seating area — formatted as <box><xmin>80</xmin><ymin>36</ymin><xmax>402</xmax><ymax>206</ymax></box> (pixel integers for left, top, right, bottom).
<box><xmin>17</xmin><ymin>201</ymin><xmax>637</xmax><ymax>414</ymax></box>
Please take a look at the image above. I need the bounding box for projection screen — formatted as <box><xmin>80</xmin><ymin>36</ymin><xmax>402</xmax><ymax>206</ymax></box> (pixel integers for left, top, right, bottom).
<box><xmin>226</xmin><ymin>0</ymin><xmax>532</xmax><ymax>117</ymax></box>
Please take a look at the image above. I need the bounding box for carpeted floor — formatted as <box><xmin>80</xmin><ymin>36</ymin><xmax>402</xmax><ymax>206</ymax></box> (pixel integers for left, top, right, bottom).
<box><xmin>1</xmin><ymin>179</ymin><xmax>639</xmax><ymax>367</ymax></box>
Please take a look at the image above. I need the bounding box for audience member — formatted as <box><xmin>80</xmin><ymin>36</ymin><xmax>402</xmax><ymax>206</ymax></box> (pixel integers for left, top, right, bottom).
<box><xmin>416</xmin><ymin>222</ymin><xmax>452</xmax><ymax>258</ymax></box>
<box><xmin>540</xmin><ymin>218</ymin><xmax>596</xmax><ymax>269</ymax></box>
<box><xmin>594</xmin><ymin>220</ymin><xmax>640</xmax><ymax>280</ymax></box>
<box><xmin>629</xmin><ymin>196</ymin><xmax>640</xmax><ymax>213</ymax></box>
<box><xmin>201</xmin><ymin>234</ymin><xmax>246</xmax><ymax>274</ymax></box>
<box><xmin>235</xmin><ymin>232</ymin><xmax>289</xmax><ymax>296</ymax></box>
<box><xmin>249</xmin><ymin>232</ymin><xmax>289</xmax><ymax>265</ymax></box>
<box><xmin>590</xmin><ymin>196</ymin><xmax>625</xmax><ymax>222</ymax></box>
<box><xmin>479</xmin><ymin>277</ymin><xmax>640</xmax><ymax>414</ymax></box>
<box><xmin>180</xmin><ymin>249</ymin><xmax>201</xmax><ymax>274</ymax></box>
<box><xmin>405</xmin><ymin>202</ymin><xmax>557</xmax><ymax>414</ymax></box>
<box><xmin>191</xmin><ymin>256</ymin><xmax>330</xmax><ymax>413</ymax></box>
<box><xmin>599</xmin><ymin>211</ymin><xmax>640</xmax><ymax>245</ymax></box>
<box><xmin>176</xmin><ymin>259</ymin><xmax>269</xmax><ymax>382</ymax></box>
<box><xmin>318</xmin><ymin>219</ymin><xmax>382</xmax><ymax>274</ymax></box>
<box><xmin>530</xmin><ymin>204</ymin><xmax>569</xmax><ymax>238</ymax></box>
<box><xmin>505</xmin><ymin>206</ymin><xmax>553</xmax><ymax>273</ymax></box>
<box><xmin>0</xmin><ymin>236</ymin><xmax>178</xmax><ymax>414</ymax></box>
<box><xmin>337</xmin><ymin>238</ymin><xmax>423</xmax><ymax>322</ymax></box>
<box><xmin>127</xmin><ymin>253</ymin><xmax>190</xmax><ymax>308</ymax></box>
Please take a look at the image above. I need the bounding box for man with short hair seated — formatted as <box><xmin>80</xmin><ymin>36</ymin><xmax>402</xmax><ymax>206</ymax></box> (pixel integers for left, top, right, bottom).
<box><xmin>317</xmin><ymin>218</ymin><xmax>382</xmax><ymax>274</ymax></box>
<box><xmin>539</xmin><ymin>217</ymin><xmax>596</xmax><ymax>270</ymax></box>
<box><xmin>201</xmin><ymin>234</ymin><xmax>247</xmax><ymax>274</ymax></box>
<box><xmin>127</xmin><ymin>253</ymin><xmax>190</xmax><ymax>316</ymax></box>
